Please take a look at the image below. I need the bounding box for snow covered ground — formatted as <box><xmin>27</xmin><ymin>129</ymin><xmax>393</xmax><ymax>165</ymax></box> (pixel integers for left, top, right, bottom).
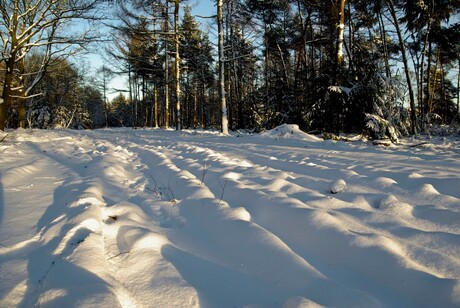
<box><xmin>1</xmin><ymin>125</ymin><xmax>459</xmax><ymax>307</ymax></box>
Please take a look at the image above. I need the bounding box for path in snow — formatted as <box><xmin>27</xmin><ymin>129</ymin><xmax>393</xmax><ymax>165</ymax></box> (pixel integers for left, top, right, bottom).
<box><xmin>0</xmin><ymin>128</ymin><xmax>459</xmax><ymax>307</ymax></box>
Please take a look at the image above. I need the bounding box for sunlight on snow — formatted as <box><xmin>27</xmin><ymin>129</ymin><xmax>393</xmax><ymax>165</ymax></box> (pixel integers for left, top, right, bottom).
<box><xmin>1</xmin><ymin>127</ymin><xmax>459</xmax><ymax>307</ymax></box>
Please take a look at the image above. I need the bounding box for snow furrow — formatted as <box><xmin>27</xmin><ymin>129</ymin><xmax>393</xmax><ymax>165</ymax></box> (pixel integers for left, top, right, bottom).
<box><xmin>120</xmin><ymin>133</ymin><xmax>460</xmax><ymax>307</ymax></box>
<box><xmin>1</xmin><ymin>128</ymin><xmax>459</xmax><ymax>307</ymax></box>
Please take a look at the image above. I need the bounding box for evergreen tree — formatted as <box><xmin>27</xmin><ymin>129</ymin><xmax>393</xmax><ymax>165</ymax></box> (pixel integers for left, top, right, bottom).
<box><xmin>243</xmin><ymin>0</ymin><xmax>295</xmax><ymax>129</ymax></box>
<box><xmin>82</xmin><ymin>85</ymin><xmax>106</xmax><ymax>129</ymax></box>
<box><xmin>109</xmin><ymin>93</ymin><xmax>132</xmax><ymax>127</ymax></box>
<box><xmin>25</xmin><ymin>59</ymin><xmax>97</xmax><ymax>129</ymax></box>
<box><xmin>180</xmin><ymin>7</ymin><xmax>214</xmax><ymax>129</ymax></box>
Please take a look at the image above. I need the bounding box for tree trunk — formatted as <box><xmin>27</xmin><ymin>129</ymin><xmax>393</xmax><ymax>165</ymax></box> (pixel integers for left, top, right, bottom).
<box><xmin>217</xmin><ymin>0</ymin><xmax>229</xmax><ymax>134</ymax></box>
<box><xmin>201</xmin><ymin>81</ymin><xmax>207</xmax><ymax>129</ymax></box>
<box><xmin>336</xmin><ymin>0</ymin><xmax>346</xmax><ymax>68</ymax></box>
<box><xmin>1</xmin><ymin>66</ymin><xmax>13</xmax><ymax>131</ymax></box>
<box><xmin>296</xmin><ymin>0</ymin><xmax>309</xmax><ymax>75</ymax></box>
<box><xmin>164</xmin><ymin>3</ymin><xmax>170</xmax><ymax>128</ymax></box>
<box><xmin>347</xmin><ymin>0</ymin><xmax>353</xmax><ymax>72</ymax></box>
<box><xmin>102</xmin><ymin>67</ymin><xmax>108</xmax><ymax>128</ymax></box>
<box><xmin>386</xmin><ymin>0</ymin><xmax>417</xmax><ymax>134</ymax></box>
<box><xmin>193</xmin><ymin>81</ymin><xmax>198</xmax><ymax>129</ymax></box>
<box><xmin>1</xmin><ymin>52</ymin><xmax>18</xmax><ymax>131</ymax></box>
<box><xmin>0</xmin><ymin>96</ymin><xmax>5</xmax><ymax>131</ymax></box>
<box><xmin>18</xmin><ymin>99</ymin><xmax>26</xmax><ymax>128</ymax></box>
<box><xmin>429</xmin><ymin>48</ymin><xmax>441</xmax><ymax>113</ymax></box>
<box><xmin>457</xmin><ymin>59</ymin><xmax>460</xmax><ymax>121</ymax></box>
<box><xmin>174</xmin><ymin>0</ymin><xmax>181</xmax><ymax>131</ymax></box>
<box><xmin>378</xmin><ymin>13</ymin><xmax>391</xmax><ymax>78</ymax></box>
<box><xmin>17</xmin><ymin>57</ymin><xmax>27</xmax><ymax>129</ymax></box>
<box><xmin>264</xmin><ymin>20</ymin><xmax>270</xmax><ymax>113</ymax></box>
<box><xmin>440</xmin><ymin>60</ymin><xmax>446</xmax><ymax>121</ymax></box>
<box><xmin>154</xmin><ymin>85</ymin><xmax>159</xmax><ymax>128</ymax></box>
<box><xmin>419</xmin><ymin>34</ymin><xmax>430</xmax><ymax>131</ymax></box>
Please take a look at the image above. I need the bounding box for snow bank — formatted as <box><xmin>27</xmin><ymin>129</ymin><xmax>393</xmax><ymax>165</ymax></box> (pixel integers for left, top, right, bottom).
<box><xmin>261</xmin><ymin>124</ymin><xmax>323</xmax><ymax>142</ymax></box>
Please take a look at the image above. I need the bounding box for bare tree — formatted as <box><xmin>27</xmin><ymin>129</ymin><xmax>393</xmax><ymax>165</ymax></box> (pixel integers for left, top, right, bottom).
<box><xmin>0</xmin><ymin>0</ymin><xmax>101</xmax><ymax>130</ymax></box>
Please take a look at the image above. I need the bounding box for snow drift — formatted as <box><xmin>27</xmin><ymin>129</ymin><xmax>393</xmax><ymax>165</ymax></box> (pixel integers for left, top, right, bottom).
<box><xmin>1</xmin><ymin>127</ymin><xmax>459</xmax><ymax>307</ymax></box>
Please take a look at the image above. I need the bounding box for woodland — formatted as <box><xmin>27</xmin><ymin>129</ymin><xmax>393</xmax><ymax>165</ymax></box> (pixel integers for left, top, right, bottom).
<box><xmin>1</xmin><ymin>3</ymin><xmax>460</xmax><ymax>306</ymax></box>
<box><xmin>1</xmin><ymin>0</ymin><xmax>459</xmax><ymax>139</ymax></box>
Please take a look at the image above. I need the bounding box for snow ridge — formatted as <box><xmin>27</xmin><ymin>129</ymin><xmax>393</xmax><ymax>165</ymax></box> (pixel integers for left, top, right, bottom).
<box><xmin>1</xmin><ymin>127</ymin><xmax>459</xmax><ymax>307</ymax></box>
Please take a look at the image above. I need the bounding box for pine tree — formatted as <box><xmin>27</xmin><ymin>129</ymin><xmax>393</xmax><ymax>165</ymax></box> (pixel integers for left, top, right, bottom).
<box><xmin>180</xmin><ymin>7</ymin><xmax>214</xmax><ymax>129</ymax></box>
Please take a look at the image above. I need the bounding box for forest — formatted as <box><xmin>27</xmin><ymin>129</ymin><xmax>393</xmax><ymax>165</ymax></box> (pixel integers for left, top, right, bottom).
<box><xmin>1</xmin><ymin>2</ymin><xmax>460</xmax><ymax>305</ymax></box>
<box><xmin>1</xmin><ymin>0</ymin><xmax>459</xmax><ymax>140</ymax></box>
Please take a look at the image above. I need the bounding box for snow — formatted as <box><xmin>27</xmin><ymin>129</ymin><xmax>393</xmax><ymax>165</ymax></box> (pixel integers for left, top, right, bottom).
<box><xmin>261</xmin><ymin>124</ymin><xmax>322</xmax><ymax>142</ymax></box>
<box><xmin>1</xmin><ymin>126</ymin><xmax>460</xmax><ymax>307</ymax></box>
<box><xmin>330</xmin><ymin>179</ymin><xmax>347</xmax><ymax>194</ymax></box>
<box><xmin>328</xmin><ymin>85</ymin><xmax>352</xmax><ymax>95</ymax></box>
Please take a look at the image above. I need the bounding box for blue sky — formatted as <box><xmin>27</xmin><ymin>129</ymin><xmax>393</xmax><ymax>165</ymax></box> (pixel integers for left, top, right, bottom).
<box><xmin>191</xmin><ymin>0</ymin><xmax>215</xmax><ymax>17</ymax></box>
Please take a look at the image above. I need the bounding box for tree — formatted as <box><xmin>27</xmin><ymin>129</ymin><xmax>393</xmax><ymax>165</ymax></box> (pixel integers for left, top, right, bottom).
<box><xmin>0</xmin><ymin>0</ymin><xmax>101</xmax><ymax>130</ymax></box>
<box><xmin>385</xmin><ymin>0</ymin><xmax>418</xmax><ymax>134</ymax></box>
<box><xmin>336</xmin><ymin>0</ymin><xmax>346</xmax><ymax>68</ymax></box>
<box><xmin>173</xmin><ymin>0</ymin><xmax>182</xmax><ymax>130</ymax></box>
<box><xmin>180</xmin><ymin>7</ymin><xmax>214</xmax><ymax>129</ymax></box>
<box><xmin>82</xmin><ymin>85</ymin><xmax>106</xmax><ymax>128</ymax></box>
<box><xmin>82</xmin><ymin>0</ymin><xmax>459</xmax><ymax>135</ymax></box>
<box><xmin>108</xmin><ymin>2</ymin><xmax>164</xmax><ymax>129</ymax></box>
<box><xmin>217</xmin><ymin>0</ymin><xmax>228</xmax><ymax>134</ymax></box>
<box><xmin>244</xmin><ymin>0</ymin><xmax>290</xmax><ymax>126</ymax></box>
<box><xmin>458</xmin><ymin>59</ymin><xmax>460</xmax><ymax>121</ymax></box>
<box><xmin>224</xmin><ymin>17</ymin><xmax>256</xmax><ymax>129</ymax></box>
<box><xmin>108</xmin><ymin>93</ymin><xmax>131</xmax><ymax>126</ymax></box>
<box><xmin>95</xmin><ymin>65</ymin><xmax>114</xmax><ymax>127</ymax></box>
<box><xmin>402</xmin><ymin>0</ymin><xmax>460</xmax><ymax>130</ymax></box>
<box><xmin>163</xmin><ymin>1</ymin><xmax>171</xmax><ymax>128</ymax></box>
<box><xmin>25</xmin><ymin>58</ymin><xmax>95</xmax><ymax>129</ymax></box>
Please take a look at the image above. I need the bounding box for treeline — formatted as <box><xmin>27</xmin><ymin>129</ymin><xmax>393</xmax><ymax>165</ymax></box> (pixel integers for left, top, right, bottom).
<box><xmin>1</xmin><ymin>0</ymin><xmax>459</xmax><ymax>138</ymax></box>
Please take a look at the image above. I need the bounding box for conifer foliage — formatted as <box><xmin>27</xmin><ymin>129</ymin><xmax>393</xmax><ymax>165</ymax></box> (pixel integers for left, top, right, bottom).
<box><xmin>1</xmin><ymin>0</ymin><xmax>459</xmax><ymax>137</ymax></box>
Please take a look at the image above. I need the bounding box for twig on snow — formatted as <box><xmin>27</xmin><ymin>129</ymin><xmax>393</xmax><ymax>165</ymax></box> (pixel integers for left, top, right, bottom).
<box><xmin>0</xmin><ymin>132</ymin><xmax>11</xmax><ymax>143</ymax></box>
<box><xmin>408</xmin><ymin>142</ymin><xmax>428</xmax><ymax>147</ymax></box>
<box><xmin>146</xmin><ymin>175</ymin><xmax>177</xmax><ymax>203</ymax></box>
<box><xmin>218</xmin><ymin>178</ymin><xmax>228</xmax><ymax>205</ymax></box>
<box><xmin>200</xmin><ymin>160</ymin><xmax>209</xmax><ymax>186</ymax></box>
<box><xmin>107</xmin><ymin>251</ymin><xmax>130</xmax><ymax>261</ymax></box>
